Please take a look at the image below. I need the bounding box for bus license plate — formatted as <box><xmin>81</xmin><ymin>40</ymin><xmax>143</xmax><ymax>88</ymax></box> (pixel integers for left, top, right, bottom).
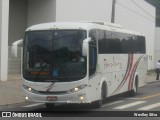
<box><xmin>46</xmin><ymin>96</ymin><xmax>57</xmax><ymax>101</ymax></box>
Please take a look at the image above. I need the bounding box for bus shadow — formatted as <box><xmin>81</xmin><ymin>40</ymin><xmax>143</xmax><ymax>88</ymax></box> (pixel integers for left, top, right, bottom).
<box><xmin>31</xmin><ymin>92</ymin><xmax>141</xmax><ymax>112</ymax></box>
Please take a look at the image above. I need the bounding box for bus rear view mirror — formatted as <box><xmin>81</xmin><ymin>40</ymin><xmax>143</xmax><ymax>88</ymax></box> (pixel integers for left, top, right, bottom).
<box><xmin>82</xmin><ymin>38</ymin><xmax>91</xmax><ymax>56</ymax></box>
<box><xmin>11</xmin><ymin>39</ymin><xmax>23</xmax><ymax>58</ymax></box>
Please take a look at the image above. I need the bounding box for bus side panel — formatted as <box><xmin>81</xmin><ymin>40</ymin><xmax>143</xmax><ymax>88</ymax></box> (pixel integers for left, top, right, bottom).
<box><xmin>98</xmin><ymin>54</ymin><xmax>128</xmax><ymax>97</ymax></box>
<box><xmin>97</xmin><ymin>54</ymin><xmax>147</xmax><ymax>97</ymax></box>
<box><xmin>134</xmin><ymin>54</ymin><xmax>148</xmax><ymax>87</ymax></box>
<box><xmin>87</xmin><ymin>74</ymin><xmax>102</xmax><ymax>102</ymax></box>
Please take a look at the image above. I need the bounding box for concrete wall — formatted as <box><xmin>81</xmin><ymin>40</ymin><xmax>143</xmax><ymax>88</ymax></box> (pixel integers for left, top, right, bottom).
<box><xmin>115</xmin><ymin>0</ymin><xmax>155</xmax><ymax>69</ymax></box>
<box><xmin>8</xmin><ymin>0</ymin><xmax>57</xmax><ymax>80</ymax></box>
<box><xmin>0</xmin><ymin>0</ymin><xmax>2</xmax><ymax>80</ymax></box>
<box><xmin>0</xmin><ymin>0</ymin><xmax>9</xmax><ymax>81</ymax></box>
<box><xmin>155</xmin><ymin>50</ymin><xmax>160</xmax><ymax>65</ymax></box>
<box><xmin>8</xmin><ymin>0</ymin><xmax>28</xmax><ymax>80</ymax></box>
<box><xmin>8</xmin><ymin>47</ymin><xmax>21</xmax><ymax>80</ymax></box>
<box><xmin>9</xmin><ymin>0</ymin><xmax>28</xmax><ymax>46</ymax></box>
<box><xmin>28</xmin><ymin>0</ymin><xmax>56</xmax><ymax>27</ymax></box>
<box><xmin>155</xmin><ymin>28</ymin><xmax>160</xmax><ymax>51</ymax></box>
<box><xmin>9</xmin><ymin>0</ymin><xmax>57</xmax><ymax>45</ymax></box>
<box><xmin>56</xmin><ymin>0</ymin><xmax>112</xmax><ymax>22</ymax></box>
<box><xmin>154</xmin><ymin>27</ymin><xmax>160</xmax><ymax>65</ymax></box>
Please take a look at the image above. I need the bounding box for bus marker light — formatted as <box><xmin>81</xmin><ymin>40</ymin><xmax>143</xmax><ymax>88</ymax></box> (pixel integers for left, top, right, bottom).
<box><xmin>74</xmin><ymin>88</ymin><xmax>79</xmax><ymax>92</ymax></box>
<box><xmin>25</xmin><ymin>97</ymin><xmax>29</xmax><ymax>100</ymax></box>
<box><xmin>80</xmin><ymin>96</ymin><xmax>84</xmax><ymax>100</ymax></box>
<box><xmin>28</xmin><ymin>88</ymin><xmax>32</xmax><ymax>92</ymax></box>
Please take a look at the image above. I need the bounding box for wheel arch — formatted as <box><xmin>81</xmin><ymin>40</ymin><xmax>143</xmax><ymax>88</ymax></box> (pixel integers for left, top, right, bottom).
<box><xmin>100</xmin><ymin>78</ymin><xmax>108</xmax><ymax>98</ymax></box>
<box><xmin>133</xmin><ymin>72</ymin><xmax>139</xmax><ymax>89</ymax></box>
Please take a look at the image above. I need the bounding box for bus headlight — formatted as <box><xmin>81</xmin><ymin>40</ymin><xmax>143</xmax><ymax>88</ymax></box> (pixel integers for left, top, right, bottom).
<box><xmin>67</xmin><ymin>84</ymin><xmax>87</xmax><ymax>93</ymax></box>
<box><xmin>23</xmin><ymin>85</ymin><xmax>39</xmax><ymax>94</ymax></box>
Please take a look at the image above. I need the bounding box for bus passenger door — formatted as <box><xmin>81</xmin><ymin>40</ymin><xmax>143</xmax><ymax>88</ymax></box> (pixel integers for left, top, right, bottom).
<box><xmin>88</xmin><ymin>41</ymin><xmax>99</xmax><ymax>101</ymax></box>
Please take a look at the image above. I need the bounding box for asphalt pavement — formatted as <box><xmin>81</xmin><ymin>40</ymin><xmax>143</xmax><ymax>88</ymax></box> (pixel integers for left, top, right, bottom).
<box><xmin>0</xmin><ymin>74</ymin><xmax>158</xmax><ymax>107</ymax></box>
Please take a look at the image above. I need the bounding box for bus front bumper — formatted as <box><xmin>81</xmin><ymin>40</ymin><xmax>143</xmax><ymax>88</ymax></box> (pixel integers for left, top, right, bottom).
<box><xmin>23</xmin><ymin>88</ymin><xmax>91</xmax><ymax>104</ymax></box>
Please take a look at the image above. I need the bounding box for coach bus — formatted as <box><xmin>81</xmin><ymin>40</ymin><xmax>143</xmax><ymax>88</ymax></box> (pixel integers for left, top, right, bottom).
<box><xmin>12</xmin><ymin>22</ymin><xmax>147</xmax><ymax>108</ymax></box>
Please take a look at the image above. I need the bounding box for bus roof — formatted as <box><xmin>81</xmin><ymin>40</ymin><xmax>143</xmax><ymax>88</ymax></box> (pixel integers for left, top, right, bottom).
<box><xmin>26</xmin><ymin>22</ymin><xmax>143</xmax><ymax>36</ymax></box>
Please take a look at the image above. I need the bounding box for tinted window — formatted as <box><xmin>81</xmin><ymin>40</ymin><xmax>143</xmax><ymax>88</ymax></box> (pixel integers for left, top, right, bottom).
<box><xmin>98</xmin><ymin>30</ymin><xmax>146</xmax><ymax>54</ymax></box>
<box><xmin>89</xmin><ymin>29</ymin><xmax>97</xmax><ymax>42</ymax></box>
<box><xmin>23</xmin><ymin>30</ymin><xmax>87</xmax><ymax>82</ymax></box>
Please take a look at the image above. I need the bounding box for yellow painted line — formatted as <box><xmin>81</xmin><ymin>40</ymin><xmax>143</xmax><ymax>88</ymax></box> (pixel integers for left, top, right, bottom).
<box><xmin>141</xmin><ymin>93</ymin><xmax>160</xmax><ymax>100</ymax></box>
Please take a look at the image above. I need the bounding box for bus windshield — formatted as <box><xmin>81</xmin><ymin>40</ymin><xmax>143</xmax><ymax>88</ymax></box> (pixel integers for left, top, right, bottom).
<box><xmin>23</xmin><ymin>30</ymin><xmax>87</xmax><ymax>82</ymax></box>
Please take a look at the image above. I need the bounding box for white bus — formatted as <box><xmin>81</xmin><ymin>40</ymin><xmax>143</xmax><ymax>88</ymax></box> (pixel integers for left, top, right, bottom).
<box><xmin>13</xmin><ymin>22</ymin><xmax>147</xmax><ymax>108</ymax></box>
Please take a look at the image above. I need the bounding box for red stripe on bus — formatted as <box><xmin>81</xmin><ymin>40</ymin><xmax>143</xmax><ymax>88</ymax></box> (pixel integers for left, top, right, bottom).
<box><xmin>128</xmin><ymin>56</ymin><xmax>143</xmax><ymax>91</ymax></box>
<box><xmin>46</xmin><ymin>82</ymin><xmax>55</xmax><ymax>92</ymax></box>
<box><xmin>116</xmin><ymin>54</ymin><xmax>133</xmax><ymax>93</ymax></box>
<box><xmin>112</xmin><ymin>54</ymin><xmax>133</xmax><ymax>95</ymax></box>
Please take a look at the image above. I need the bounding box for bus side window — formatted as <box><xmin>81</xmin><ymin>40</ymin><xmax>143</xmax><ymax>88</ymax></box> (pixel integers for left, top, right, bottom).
<box><xmin>89</xmin><ymin>45</ymin><xmax>97</xmax><ymax>77</ymax></box>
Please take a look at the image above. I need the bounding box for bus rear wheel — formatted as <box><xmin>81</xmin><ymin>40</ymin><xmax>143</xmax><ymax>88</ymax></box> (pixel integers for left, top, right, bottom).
<box><xmin>130</xmin><ymin>77</ymin><xmax>138</xmax><ymax>96</ymax></box>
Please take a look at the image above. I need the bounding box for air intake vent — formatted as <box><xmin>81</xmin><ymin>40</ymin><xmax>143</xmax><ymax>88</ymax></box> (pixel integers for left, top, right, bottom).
<box><xmin>88</xmin><ymin>21</ymin><xmax>123</xmax><ymax>29</ymax></box>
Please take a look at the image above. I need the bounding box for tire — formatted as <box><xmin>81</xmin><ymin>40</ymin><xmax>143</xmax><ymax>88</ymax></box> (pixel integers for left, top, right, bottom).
<box><xmin>94</xmin><ymin>83</ymin><xmax>106</xmax><ymax>108</ymax></box>
<box><xmin>45</xmin><ymin>103</ymin><xmax>55</xmax><ymax>109</ymax></box>
<box><xmin>130</xmin><ymin>77</ymin><xmax>138</xmax><ymax>96</ymax></box>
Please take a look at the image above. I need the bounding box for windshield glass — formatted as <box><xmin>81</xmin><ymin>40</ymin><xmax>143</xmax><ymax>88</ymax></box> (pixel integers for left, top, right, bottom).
<box><xmin>23</xmin><ymin>30</ymin><xmax>87</xmax><ymax>82</ymax></box>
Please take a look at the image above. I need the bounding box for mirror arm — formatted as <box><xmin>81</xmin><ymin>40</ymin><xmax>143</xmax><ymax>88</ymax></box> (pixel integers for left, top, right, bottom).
<box><xmin>82</xmin><ymin>38</ymin><xmax>91</xmax><ymax>56</ymax></box>
<box><xmin>12</xmin><ymin>39</ymin><xmax>23</xmax><ymax>46</ymax></box>
<box><xmin>11</xmin><ymin>39</ymin><xmax>23</xmax><ymax>58</ymax></box>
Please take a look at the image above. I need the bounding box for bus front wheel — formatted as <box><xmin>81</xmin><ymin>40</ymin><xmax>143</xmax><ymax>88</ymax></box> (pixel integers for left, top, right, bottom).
<box><xmin>94</xmin><ymin>83</ymin><xmax>106</xmax><ymax>108</ymax></box>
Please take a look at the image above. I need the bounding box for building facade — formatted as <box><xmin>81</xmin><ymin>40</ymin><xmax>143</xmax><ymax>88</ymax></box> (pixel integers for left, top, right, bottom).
<box><xmin>155</xmin><ymin>28</ymin><xmax>160</xmax><ymax>65</ymax></box>
<box><xmin>0</xmin><ymin>0</ymin><xmax>156</xmax><ymax>81</ymax></box>
<box><xmin>115</xmin><ymin>0</ymin><xmax>155</xmax><ymax>70</ymax></box>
